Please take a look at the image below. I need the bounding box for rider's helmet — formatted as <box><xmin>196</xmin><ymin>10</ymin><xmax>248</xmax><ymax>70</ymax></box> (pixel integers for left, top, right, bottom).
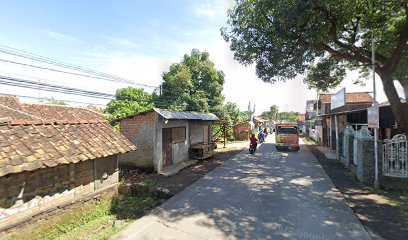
<box><xmin>251</xmin><ymin>134</ymin><xmax>255</xmax><ymax>138</ymax></box>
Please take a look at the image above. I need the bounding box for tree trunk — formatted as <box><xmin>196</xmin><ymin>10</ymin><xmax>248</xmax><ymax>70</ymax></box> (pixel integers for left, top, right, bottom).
<box><xmin>379</xmin><ymin>72</ymin><xmax>408</xmax><ymax>134</ymax></box>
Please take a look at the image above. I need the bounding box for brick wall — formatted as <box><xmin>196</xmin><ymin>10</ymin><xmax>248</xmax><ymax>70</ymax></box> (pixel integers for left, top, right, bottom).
<box><xmin>0</xmin><ymin>155</ymin><xmax>118</xmax><ymax>230</ymax></box>
<box><xmin>118</xmin><ymin>111</ymin><xmax>155</xmax><ymax>169</ymax></box>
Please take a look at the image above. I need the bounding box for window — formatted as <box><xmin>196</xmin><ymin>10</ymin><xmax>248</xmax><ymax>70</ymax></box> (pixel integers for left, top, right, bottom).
<box><xmin>277</xmin><ymin>127</ymin><xmax>298</xmax><ymax>135</ymax></box>
<box><xmin>172</xmin><ymin>127</ymin><xmax>186</xmax><ymax>143</ymax></box>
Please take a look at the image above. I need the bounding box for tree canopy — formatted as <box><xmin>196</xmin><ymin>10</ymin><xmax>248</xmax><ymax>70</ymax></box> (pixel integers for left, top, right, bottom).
<box><xmin>222</xmin><ymin>0</ymin><xmax>408</xmax><ymax>132</ymax></box>
<box><xmin>218</xmin><ymin>102</ymin><xmax>242</xmax><ymax>124</ymax></box>
<box><xmin>261</xmin><ymin>104</ymin><xmax>279</xmax><ymax>121</ymax></box>
<box><xmin>105</xmin><ymin>87</ymin><xmax>154</xmax><ymax>123</ymax></box>
<box><xmin>158</xmin><ymin>49</ymin><xmax>225</xmax><ymax>117</ymax></box>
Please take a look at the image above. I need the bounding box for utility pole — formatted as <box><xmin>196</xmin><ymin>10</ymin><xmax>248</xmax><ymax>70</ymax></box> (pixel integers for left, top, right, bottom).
<box><xmin>371</xmin><ymin>1</ymin><xmax>379</xmax><ymax>188</ymax></box>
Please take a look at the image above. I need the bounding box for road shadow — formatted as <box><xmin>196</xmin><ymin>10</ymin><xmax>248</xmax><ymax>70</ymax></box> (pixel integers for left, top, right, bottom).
<box><xmin>134</xmin><ymin>142</ymin><xmax>370</xmax><ymax>240</ymax></box>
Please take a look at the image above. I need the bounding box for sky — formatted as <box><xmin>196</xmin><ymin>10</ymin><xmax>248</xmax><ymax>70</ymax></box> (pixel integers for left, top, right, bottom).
<box><xmin>0</xmin><ymin>0</ymin><xmax>394</xmax><ymax>114</ymax></box>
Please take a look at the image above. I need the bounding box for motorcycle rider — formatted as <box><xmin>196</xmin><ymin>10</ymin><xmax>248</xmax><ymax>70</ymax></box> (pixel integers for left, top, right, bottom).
<box><xmin>249</xmin><ymin>134</ymin><xmax>258</xmax><ymax>153</ymax></box>
<box><xmin>258</xmin><ymin>130</ymin><xmax>265</xmax><ymax>143</ymax></box>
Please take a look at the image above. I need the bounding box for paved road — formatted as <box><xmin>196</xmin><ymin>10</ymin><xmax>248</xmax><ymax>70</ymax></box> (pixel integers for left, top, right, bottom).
<box><xmin>112</xmin><ymin>135</ymin><xmax>371</xmax><ymax>240</ymax></box>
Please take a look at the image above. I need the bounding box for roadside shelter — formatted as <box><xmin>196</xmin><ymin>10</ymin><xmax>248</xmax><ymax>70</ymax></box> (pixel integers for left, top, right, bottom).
<box><xmin>117</xmin><ymin>108</ymin><xmax>219</xmax><ymax>174</ymax></box>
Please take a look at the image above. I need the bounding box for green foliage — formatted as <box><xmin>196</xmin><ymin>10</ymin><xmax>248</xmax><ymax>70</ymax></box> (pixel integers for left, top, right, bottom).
<box><xmin>276</xmin><ymin>112</ymin><xmax>300</xmax><ymax>123</ymax></box>
<box><xmin>240</xmin><ymin>110</ymin><xmax>253</xmax><ymax>122</ymax></box>
<box><xmin>158</xmin><ymin>49</ymin><xmax>225</xmax><ymax>116</ymax></box>
<box><xmin>41</xmin><ymin>97</ymin><xmax>67</xmax><ymax>105</ymax></box>
<box><xmin>222</xmin><ymin>0</ymin><xmax>408</xmax><ymax>94</ymax></box>
<box><xmin>304</xmin><ymin>58</ymin><xmax>346</xmax><ymax>92</ymax></box>
<box><xmin>105</xmin><ymin>87</ymin><xmax>154</xmax><ymax>123</ymax></box>
<box><xmin>218</xmin><ymin>102</ymin><xmax>242</xmax><ymax>124</ymax></box>
<box><xmin>261</xmin><ymin>105</ymin><xmax>279</xmax><ymax>121</ymax></box>
<box><xmin>141</xmin><ymin>179</ymin><xmax>157</xmax><ymax>187</ymax></box>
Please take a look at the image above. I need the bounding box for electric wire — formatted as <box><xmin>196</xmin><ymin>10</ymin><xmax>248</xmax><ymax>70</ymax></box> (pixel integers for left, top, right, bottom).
<box><xmin>0</xmin><ymin>44</ymin><xmax>159</xmax><ymax>89</ymax></box>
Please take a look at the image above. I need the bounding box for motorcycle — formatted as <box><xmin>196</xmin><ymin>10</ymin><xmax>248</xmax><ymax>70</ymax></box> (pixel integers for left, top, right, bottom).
<box><xmin>249</xmin><ymin>143</ymin><xmax>257</xmax><ymax>154</ymax></box>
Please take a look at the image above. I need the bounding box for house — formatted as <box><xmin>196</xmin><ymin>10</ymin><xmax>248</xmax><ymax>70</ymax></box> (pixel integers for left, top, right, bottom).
<box><xmin>321</xmin><ymin>101</ymin><xmax>408</xmax><ymax>189</ymax></box>
<box><xmin>233</xmin><ymin>121</ymin><xmax>255</xmax><ymax>140</ymax></box>
<box><xmin>117</xmin><ymin>108</ymin><xmax>219</xmax><ymax>174</ymax></box>
<box><xmin>253</xmin><ymin>116</ymin><xmax>267</xmax><ymax>131</ymax></box>
<box><xmin>0</xmin><ymin>96</ymin><xmax>135</xmax><ymax>230</ymax></box>
<box><xmin>314</xmin><ymin>92</ymin><xmax>373</xmax><ymax>146</ymax></box>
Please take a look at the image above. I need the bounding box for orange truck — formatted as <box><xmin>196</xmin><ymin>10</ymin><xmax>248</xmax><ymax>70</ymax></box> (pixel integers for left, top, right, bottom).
<box><xmin>275</xmin><ymin>124</ymin><xmax>300</xmax><ymax>151</ymax></box>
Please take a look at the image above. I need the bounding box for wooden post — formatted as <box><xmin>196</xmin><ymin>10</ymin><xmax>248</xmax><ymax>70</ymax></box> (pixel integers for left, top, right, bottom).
<box><xmin>223</xmin><ymin>125</ymin><xmax>226</xmax><ymax>148</ymax></box>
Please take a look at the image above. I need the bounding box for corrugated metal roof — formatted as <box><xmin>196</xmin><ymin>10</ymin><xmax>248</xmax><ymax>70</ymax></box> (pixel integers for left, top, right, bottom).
<box><xmin>154</xmin><ymin>108</ymin><xmax>219</xmax><ymax>121</ymax></box>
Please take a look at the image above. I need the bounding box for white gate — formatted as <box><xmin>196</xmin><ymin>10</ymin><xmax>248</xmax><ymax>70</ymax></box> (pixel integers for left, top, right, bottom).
<box><xmin>383</xmin><ymin>134</ymin><xmax>408</xmax><ymax>178</ymax></box>
<box><xmin>353</xmin><ymin>126</ymin><xmax>373</xmax><ymax>165</ymax></box>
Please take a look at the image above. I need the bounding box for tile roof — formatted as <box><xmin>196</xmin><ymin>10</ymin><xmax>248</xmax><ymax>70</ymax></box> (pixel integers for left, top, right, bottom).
<box><xmin>0</xmin><ymin>96</ymin><xmax>105</xmax><ymax>122</ymax></box>
<box><xmin>319</xmin><ymin>92</ymin><xmax>373</xmax><ymax>104</ymax></box>
<box><xmin>254</xmin><ymin>116</ymin><xmax>267</xmax><ymax>123</ymax></box>
<box><xmin>0</xmin><ymin>96</ymin><xmax>136</xmax><ymax>177</ymax></box>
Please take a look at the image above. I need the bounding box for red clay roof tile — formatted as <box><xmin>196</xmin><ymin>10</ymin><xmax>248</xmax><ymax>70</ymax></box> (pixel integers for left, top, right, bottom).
<box><xmin>0</xmin><ymin>96</ymin><xmax>136</xmax><ymax>177</ymax></box>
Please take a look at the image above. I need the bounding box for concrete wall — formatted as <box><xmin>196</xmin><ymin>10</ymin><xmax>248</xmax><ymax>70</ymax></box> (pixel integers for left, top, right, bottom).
<box><xmin>119</xmin><ymin>111</ymin><xmax>155</xmax><ymax>169</ymax></box>
<box><xmin>154</xmin><ymin>117</ymin><xmax>190</xmax><ymax>172</ymax></box>
<box><xmin>0</xmin><ymin>155</ymin><xmax>118</xmax><ymax>230</ymax></box>
<box><xmin>356</xmin><ymin>139</ymin><xmax>383</xmax><ymax>185</ymax></box>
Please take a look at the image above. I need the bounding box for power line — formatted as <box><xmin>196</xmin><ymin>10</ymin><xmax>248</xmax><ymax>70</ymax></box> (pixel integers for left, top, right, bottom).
<box><xmin>0</xmin><ymin>75</ymin><xmax>115</xmax><ymax>99</ymax></box>
<box><xmin>0</xmin><ymin>44</ymin><xmax>159</xmax><ymax>89</ymax></box>
<box><xmin>0</xmin><ymin>58</ymin><xmax>156</xmax><ymax>86</ymax></box>
<box><xmin>0</xmin><ymin>93</ymin><xmax>106</xmax><ymax>107</ymax></box>
<box><xmin>0</xmin><ymin>76</ymin><xmax>245</xmax><ymax>115</ymax></box>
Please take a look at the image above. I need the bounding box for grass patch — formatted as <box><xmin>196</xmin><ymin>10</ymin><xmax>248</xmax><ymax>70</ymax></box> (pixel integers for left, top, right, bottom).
<box><xmin>346</xmin><ymin>171</ymin><xmax>358</xmax><ymax>181</ymax></box>
<box><xmin>1</xmin><ymin>190</ymin><xmax>163</xmax><ymax>240</ymax></box>
<box><xmin>363</xmin><ymin>187</ymin><xmax>408</xmax><ymax>216</ymax></box>
<box><xmin>300</xmin><ymin>134</ymin><xmax>316</xmax><ymax>145</ymax></box>
<box><xmin>141</xmin><ymin>179</ymin><xmax>157</xmax><ymax>188</ymax></box>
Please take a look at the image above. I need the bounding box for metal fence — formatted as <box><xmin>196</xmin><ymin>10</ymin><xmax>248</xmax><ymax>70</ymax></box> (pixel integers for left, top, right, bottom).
<box><xmin>383</xmin><ymin>134</ymin><xmax>408</xmax><ymax>178</ymax></box>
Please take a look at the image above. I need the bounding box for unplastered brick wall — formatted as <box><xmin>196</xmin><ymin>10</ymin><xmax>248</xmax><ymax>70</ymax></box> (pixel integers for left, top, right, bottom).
<box><xmin>0</xmin><ymin>155</ymin><xmax>119</xmax><ymax>230</ymax></box>
<box><xmin>119</xmin><ymin>111</ymin><xmax>155</xmax><ymax>169</ymax></box>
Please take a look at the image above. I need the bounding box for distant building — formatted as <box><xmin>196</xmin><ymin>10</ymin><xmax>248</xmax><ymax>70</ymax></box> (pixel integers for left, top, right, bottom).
<box><xmin>315</xmin><ymin>92</ymin><xmax>373</xmax><ymax>146</ymax></box>
<box><xmin>233</xmin><ymin>121</ymin><xmax>255</xmax><ymax>140</ymax></box>
<box><xmin>0</xmin><ymin>96</ymin><xmax>135</xmax><ymax>231</ymax></box>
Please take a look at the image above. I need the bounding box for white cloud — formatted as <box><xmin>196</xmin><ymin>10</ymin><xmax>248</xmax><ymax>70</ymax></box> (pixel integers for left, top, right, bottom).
<box><xmin>104</xmin><ymin>37</ymin><xmax>140</xmax><ymax>49</ymax></box>
<box><xmin>43</xmin><ymin>30</ymin><xmax>84</xmax><ymax>44</ymax></box>
<box><xmin>194</xmin><ymin>0</ymin><xmax>216</xmax><ymax>18</ymax></box>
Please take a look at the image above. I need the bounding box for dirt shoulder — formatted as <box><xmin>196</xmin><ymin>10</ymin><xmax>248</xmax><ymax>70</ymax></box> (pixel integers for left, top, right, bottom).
<box><xmin>306</xmin><ymin>143</ymin><xmax>408</xmax><ymax>240</ymax></box>
<box><xmin>123</xmin><ymin>141</ymin><xmax>248</xmax><ymax>195</ymax></box>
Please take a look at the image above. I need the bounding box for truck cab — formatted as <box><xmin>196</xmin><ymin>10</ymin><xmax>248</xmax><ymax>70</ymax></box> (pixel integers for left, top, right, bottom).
<box><xmin>275</xmin><ymin>124</ymin><xmax>300</xmax><ymax>151</ymax></box>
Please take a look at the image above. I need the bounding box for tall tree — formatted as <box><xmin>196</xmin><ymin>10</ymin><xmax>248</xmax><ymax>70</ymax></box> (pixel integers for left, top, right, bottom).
<box><xmin>269</xmin><ymin>105</ymin><xmax>279</xmax><ymax>121</ymax></box>
<box><xmin>222</xmin><ymin>0</ymin><xmax>408</xmax><ymax>132</ymax></box>
<box><xmin>219</xmin><ymin>102</ymin><xmax>242</xmax><ymax>124</ymax></box>
<box><xmin>105</xmin><ymin>87</ymin><xmax>154</xmax><ymax>123</ymax></box>
<box><xmin>159</xmin><ymin>49</ymin><xmax>225</xmax><ymax>116</ymax></box>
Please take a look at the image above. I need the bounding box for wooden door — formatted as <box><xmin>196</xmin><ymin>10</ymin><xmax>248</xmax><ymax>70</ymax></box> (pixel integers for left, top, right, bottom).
<box><xmin>162</xmin><ymin>128</ymin><xmax>173</xmax><ymax>167</ymax></box>
<box><xmin>203</xmin><ymin>125</ymin><xmax>209</xmax><ymax>143</ymax></box>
